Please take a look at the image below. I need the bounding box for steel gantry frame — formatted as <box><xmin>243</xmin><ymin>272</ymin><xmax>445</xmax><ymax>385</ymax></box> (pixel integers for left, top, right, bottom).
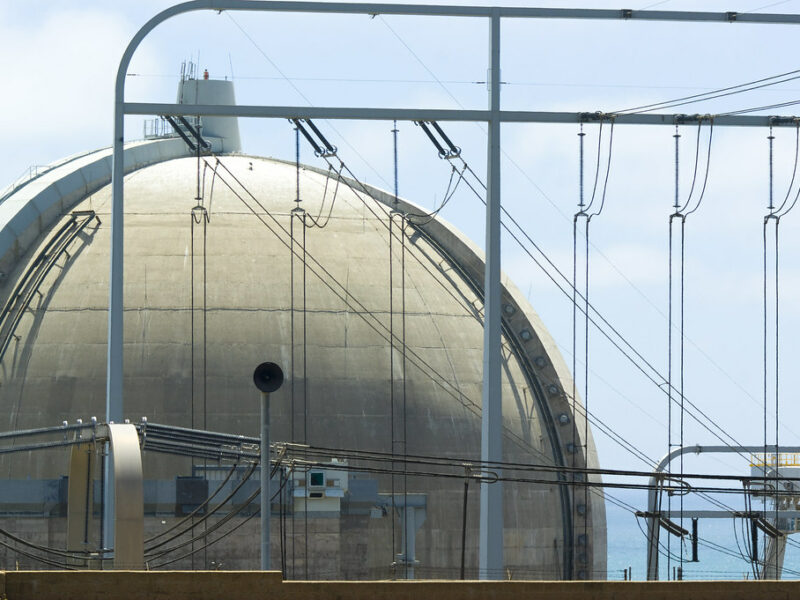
<box><xmin>111</xmin><ymin>1</ymin><xmax>800</xmax><ymax>578</ymax></box>
<box><xmin>645</xmin><ymin>444</ymin><xmax>800</xmax><ymax>581</ymax></box>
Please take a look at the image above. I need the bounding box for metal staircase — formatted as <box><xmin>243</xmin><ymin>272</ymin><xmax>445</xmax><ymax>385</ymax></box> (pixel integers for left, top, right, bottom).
<box><xmin>0</xmin><ymin>210</ymin><xmax>100</xmax><ymax>364</ymax></box>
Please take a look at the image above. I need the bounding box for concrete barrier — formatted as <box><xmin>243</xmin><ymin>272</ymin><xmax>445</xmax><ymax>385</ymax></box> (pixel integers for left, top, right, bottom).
<box><xmin>2</xmin><ymin>572</ymin><xmax>800</xmax><ymax>600</ymax></box>
<box><xmin>3</xmin><ymin>571</ymin><xmax>281</xmax><ymax>600</ymax></box>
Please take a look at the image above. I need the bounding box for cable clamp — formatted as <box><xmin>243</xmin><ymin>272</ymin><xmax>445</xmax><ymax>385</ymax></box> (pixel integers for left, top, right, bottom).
<box><xmin>662</xmin><ymin>475</ymin><xmax>691</xmax><ymax>497</ymax></box>
<box><xmin>621</xmin><ymin>9</ymin><xmax>632</xmax><ymax>19</ymax></box>
<box><xmin>726</xmin><ymin>11</ymin><xmax>738</xmax><ymax>22</ymax></box>
<box><xmin>683</xmin><ymin>113</ymin><xmax>711</xmax><ymax>123</ymax></box>
<box><xmin>473</xmin><ymin>469</ymin><xmax>500</xmax><ymax>483</ymax></box>
<box><xmin>770</xmin><ymin>116</ymin><xmax>796</xmax><ymax>126</ymax></box>
<box><xmin>579</xmin><ymin>111</ymin><xmax>608</xmax><ymax>122</ymax></box>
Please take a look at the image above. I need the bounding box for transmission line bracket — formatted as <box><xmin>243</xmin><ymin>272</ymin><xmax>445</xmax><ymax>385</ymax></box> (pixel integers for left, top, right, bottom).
<box><xmin>754</xmin><ymin>516</ymin><xmax>784</xmax><ymax>539</ymax></box>
<box><xmin>415</xmin><ymin>121</ymin><xmax>461</xmax><ymax>158</ymax></box>
<box><xmin>770</xmin><ymin>116</ymin><xmax>798</xmax><ymax>126</ymax></box>
<box><xmin>578</xmin><ymin>111</ymin><xmax>609</xmax><ymax>122</ymax></box>
<box><xmin>162</xmin><ymin>115</ymin><xmax>211</xmax><ymax>153</ymax></box>
<box><xmin>636</xmin><ymin>512</ymin><xmax>689</xmax><ymax>538</ymax></box>
<box><xmin>291</xmin><ymin>118</ymin><xmax>337</xmax><ymax>157</ymax></box>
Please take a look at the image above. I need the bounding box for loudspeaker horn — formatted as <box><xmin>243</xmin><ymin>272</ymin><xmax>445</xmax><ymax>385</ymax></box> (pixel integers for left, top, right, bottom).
<box><xmin>252</xmin><ymin>362</ymin><xmax>284</xmax><ymax>393</ymax></box>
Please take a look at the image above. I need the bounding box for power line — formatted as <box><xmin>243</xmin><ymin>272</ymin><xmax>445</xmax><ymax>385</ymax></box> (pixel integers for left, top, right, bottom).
<box><xmin>451</xmin><ymin>157</ymin><xmax>755</xmax><ymax>463</ymax></box>
<box><xmin>225</xmin><ymin>12</ymin><xmax>392</xmax><ymax>189</ymax></box>
<box><xmin>368</xmin><ymin>14</ymin><xmax>784</xmax><ymax>454</ymax></box>
<box><xmin>614</xmin><ymin>68</ymin><xmax>800</xmax><ymax>115</ymax></box>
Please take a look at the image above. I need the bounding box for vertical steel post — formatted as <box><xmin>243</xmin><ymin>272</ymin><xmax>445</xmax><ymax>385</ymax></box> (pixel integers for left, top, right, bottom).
<box><xmin>479</xmin><ymin>6</ymin><xmax>503</xmax><ymax>581</ymax></box>
<box><xmin>460</xmin><ymin>478</ymin><xmax>469</xmax><ymax>579</ymax></box>
<box><xmin>261</xmin><ymin>391</ymin><xmax>271</xmax><ymax>570</ymax></box>
<box><xmin>105</xmin><ymin>69</ymin><xmax>126</xmax><ymax>557</ymax></box>
<box><xmin>646</xmin><ymin>482</ymin><xmax>660</xmax><ymax>580</ymax></box>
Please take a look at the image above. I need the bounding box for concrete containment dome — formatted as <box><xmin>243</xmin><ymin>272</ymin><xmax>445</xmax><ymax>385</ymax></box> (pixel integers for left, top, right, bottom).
<box><xmin>0</xmin><ymin>140</ymin><xmax>605</xmax><ymax>579</ymax></box>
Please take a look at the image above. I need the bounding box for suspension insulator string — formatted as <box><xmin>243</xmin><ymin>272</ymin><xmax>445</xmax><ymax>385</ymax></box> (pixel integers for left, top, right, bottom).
<box><xmin>578</xmin><ymin>124</ymin><xmax>586</xmax><ymax>209</ymax></box>
<box><xmin>393</xmin><ymin>120</ymin><xmax>399</xmax><ymax>207</ymax></box>
<box><xmin>768</xmin><ymin>126</ymin><xmax>775</xmax><ymax>213</ymax></box>
<box><xmin>295</xmin><ymin>126</ymin><xmax>301</xmax><ymax>206</ymax></box>
<box><xmin>673</xmin><ymin>125</ymin><xmax>681</xmax><ymax>210</ymax></box>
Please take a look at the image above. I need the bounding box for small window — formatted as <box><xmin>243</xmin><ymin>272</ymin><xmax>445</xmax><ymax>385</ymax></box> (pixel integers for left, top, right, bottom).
<box><xmin>309</xmin><ymin>471</ymin><xmax>325</xmax><ymax>487</ymax></box>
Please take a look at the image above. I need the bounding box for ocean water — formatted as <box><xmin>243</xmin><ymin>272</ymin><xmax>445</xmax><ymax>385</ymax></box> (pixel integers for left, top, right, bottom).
<box><xmin>605</xmin><ymin>489</ymin><xmax>800</xmax><ymax>581</ymax></box>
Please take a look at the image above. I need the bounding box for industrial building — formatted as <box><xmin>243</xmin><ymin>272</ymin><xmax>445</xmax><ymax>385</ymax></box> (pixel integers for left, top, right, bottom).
<box><xmin>0</xmin><ymin>72</ymin><xmax>605</xmax><ymax>579</ymax></box>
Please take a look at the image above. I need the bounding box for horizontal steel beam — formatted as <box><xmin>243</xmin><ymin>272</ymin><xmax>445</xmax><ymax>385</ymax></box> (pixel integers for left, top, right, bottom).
<box><xmin>644</xmin><ymin>510</ymin><xmax>800</xmax><ymax>520</ymax></box>
<box><xmin>196</xmin><ymin>1</ymin><xmax>800</xmax><ymax>24</ymax></box>
<box><xmin>125</xmin><ymin>102</ymin><xmax>487</xmax><ymax>121</ymax></box>
<box><xmin>124</xmin><ymin>102</ymin><xmax>800</xmax><ymax>127</ymax></box>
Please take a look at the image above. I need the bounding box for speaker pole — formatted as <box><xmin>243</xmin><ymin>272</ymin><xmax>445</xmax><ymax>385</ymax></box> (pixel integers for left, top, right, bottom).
<box><xmin>261</xmin><ymin>387</ymin><xmax>271</xmax><ymax>570</ymax></box>
<box><xmin>252</xmin><ymin>362</ymin><xmax>284</xmax><ymax>571</ymax></box>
